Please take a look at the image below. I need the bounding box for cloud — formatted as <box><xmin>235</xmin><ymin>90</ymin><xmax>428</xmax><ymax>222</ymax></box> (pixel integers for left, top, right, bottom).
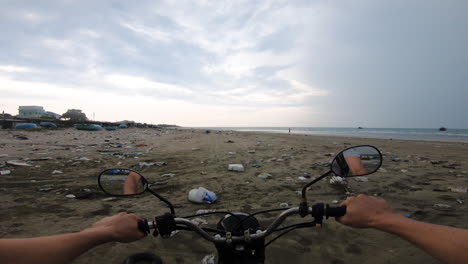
<box><xmin>0</xmin><ymin>0</ymin><xmax>466</xmax><ymax>127</ymax></box>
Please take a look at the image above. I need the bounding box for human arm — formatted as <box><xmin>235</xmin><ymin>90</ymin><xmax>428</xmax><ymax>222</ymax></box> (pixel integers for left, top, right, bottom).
<box><xmin>337</xmin><ymin>194</ymin><xmax>468</xmax><ymax>264</ymax></box>
<box><xmin>0</xmin><ymin>212</ymin><xmax>145</xmax><ymax>264</ymax></box>
<box><xmin>123</xmin><ymin>172</ymin><xmax>142</xmax><ymax>194</ymax></box>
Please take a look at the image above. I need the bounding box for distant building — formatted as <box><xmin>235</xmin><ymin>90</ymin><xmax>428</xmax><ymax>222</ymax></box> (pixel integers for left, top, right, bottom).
<box><xmin>18</xmin><ymin>106</ymin><xmax>45</xmax><ymax>118</ymax></box>
<box><xmin>45</xmin><ymin>111</ymin><xmax>61</xmax><ymax>119</ymax></box>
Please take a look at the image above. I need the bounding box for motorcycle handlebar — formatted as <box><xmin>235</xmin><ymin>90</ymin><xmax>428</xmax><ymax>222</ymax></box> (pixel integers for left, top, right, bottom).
<box><xmin>146</xmin><ymin>204</ymin><xmax>346</xmax><ymax>243</ymax></box>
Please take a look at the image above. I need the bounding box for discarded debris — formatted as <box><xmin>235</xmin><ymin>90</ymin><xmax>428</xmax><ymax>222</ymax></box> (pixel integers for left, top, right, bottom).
<box><xmin>188</xmin><ymin>187</ymin><xmax>217</xmax><ymax>204</ymax></box>
<box><xmin>280</xmin><ymin>203</ymin><xmax>289</xmax><ymax>208</ymax></box>
<box><xmin>6</xmin><ymin>160</ymin><xmax>32</xmax><ymax>167</ymax></box>
<box><xmin>258</xmin><ymin>173</ymin><xmax>272</xmax><ymax>179</ymax></box>
<box><xmin>196</xmin><ymin>209</ymin><xmax>217</xmax><ymax>215</ymax></box>
<box><xmin>201</xmin><ymin>254</ymin><xmax>217</xmax><ymax>264</ymax></box>
<box><xmin>228</xmin><ymin>164</ymin><xmax>244</xmax><ymax>172</ymax></box>
<box><xmin>298</xmin><ymin>176</ymin><xmax>307</xmax><ymax>181</ymax></box>
<box><xmin>448</xmin><ymin>187</ymin><xmax>467</xmax><ymax>193</ymax></box>
<box><xmin>38</xmin><ymin>185</ymin><xmax>53</xmax><ymax>192</ymax></box>
<box><xmin>15</xmin><ymin>135</ymin><xmax>29</xmax><ymax>140</ymax></box>
<box><xmin>433</xmin><ymin>203</ymin><xmax>452</xmax><ymax>210</ymax></box>
<box><xmin>226</xmin><ymin>140</ymin><xmax>234</xmax><ymax>143</ymax></box>
<box><xmin>52</xmin><ymin>170</ymin><xmax>63</xmax><ymax>174</ymax></box>
<box><xmin>329</xmin><ymin>176</ymin><xmax>346</xmax><ymax>185</ymax></box>
<box><xmin>102</xmin><ymin>197</ymin><xmax>117</xmax><ymax>202</ymax></box>
<box><xmin>354</xmin><ymin>176</ymin><xmax>369</xmax><ymax>182</ymax></box>
<box><xmin>135</xmin><ymin>143</ymin><xmax>148</xmax><ymax>147</ymax></box>
<box><xmin>0</xmin><ymin>170</ymin><xmax>11</xmax><ymax>175</ymax></box>
<box><xmin>74</xmin><ymin>157</ymin><xmax>91</xmax><ymax>161</ymax></box>
<box><xmin>228</xmin><ymin>152</ymin><xmax>236</xmax><ymax>155</ymax></box>
<box><xmin>65</xmin><ymin>194</ymin><xmax>76</xmax><ymax>199</ymax></box>
<box><xmin>139</xmin><ymin>162</ymin><xmax>167</xmax><ymax>168</ymax></box>
<box><xmin>248</xmin><ymin>150</ymin><xmax>256</xmax><ymax>153</ymax></box>
<box><xmin>400</xmin><ymin>169</ymin><xmax>408</xmax><ymax>173</ymax></box>
<box><xmin>192</xmin><ymin>148</ymin><xmax>201</xmax><ymax>151</ymax></box>
<box><xmin>251</xmin><ymin>164</ymin><xmax>261</xmax><ymax>168</ymax></box>
<box><xmin>192</xmin><ymin>218</ymin><xmax>208</xmax><ymax>226</ymax></box>
<box><xmin>161</xmin><ymin>173</ymin><xmax>176</xmax><ymax>178</ymax></box>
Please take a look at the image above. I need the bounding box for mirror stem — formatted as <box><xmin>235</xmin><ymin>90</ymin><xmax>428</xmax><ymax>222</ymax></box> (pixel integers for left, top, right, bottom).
<box><xmin>301</xmin><ymin>170</ymin><xmax>332</xmax><ymax>201</ymax></box>
<box><xmin>147</xmin><ymin>188</ymin><xmax>176</xmax><ymax>215</ymax></box>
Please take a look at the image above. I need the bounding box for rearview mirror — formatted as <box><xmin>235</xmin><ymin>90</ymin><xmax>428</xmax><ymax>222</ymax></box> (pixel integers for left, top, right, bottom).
<box><xmin>331</xmin><ymin>145</ymin><xmax>382</xmax><ymax>177</ymax></box>
<box><xmin>98</xmin><ymin>169</ymin><xmax>147</xmax><ymax>196</ymax></box>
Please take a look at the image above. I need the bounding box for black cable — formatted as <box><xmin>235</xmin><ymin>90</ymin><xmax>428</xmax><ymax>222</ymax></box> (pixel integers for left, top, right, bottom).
<box><xmin>175</xmin><ymin>225</ymin><xmax>226</xmax><ymax>233</ymax></box>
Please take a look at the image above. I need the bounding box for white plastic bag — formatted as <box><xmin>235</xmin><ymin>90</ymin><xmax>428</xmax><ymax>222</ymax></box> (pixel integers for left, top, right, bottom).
<box><xmin>188</xmin><ymin>187</ymin><xmax>217</xmax><ymax>204</ymax></box>
<box><xmin>228</xmin><ymin>164</ymin><xmax>244</xmax><ymax>172</ymax></box>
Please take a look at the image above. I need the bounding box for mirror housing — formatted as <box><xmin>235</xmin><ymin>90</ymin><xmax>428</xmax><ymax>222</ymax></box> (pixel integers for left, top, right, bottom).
<box><xmin>98</xmin><ymin>169</ymin><xmax>148</xmax><ymax>196</ymax></box>
<box><xmin>330</xmin><ymin>145</ymin><xmax>382</xmax><ymax>177</ymax></box>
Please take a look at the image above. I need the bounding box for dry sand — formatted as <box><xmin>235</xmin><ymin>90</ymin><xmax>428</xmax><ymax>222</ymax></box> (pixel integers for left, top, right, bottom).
<box><xmin>0</xmin><ymin>128</ymin><xmax>467</xmax><ymax>264</ymax></box>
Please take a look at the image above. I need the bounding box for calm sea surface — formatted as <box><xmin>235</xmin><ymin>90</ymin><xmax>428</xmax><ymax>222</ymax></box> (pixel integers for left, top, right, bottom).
<box><xmin>198</xmin><ymin>127</ymin><xmax>468</xmax><ymax>142</ymax></box>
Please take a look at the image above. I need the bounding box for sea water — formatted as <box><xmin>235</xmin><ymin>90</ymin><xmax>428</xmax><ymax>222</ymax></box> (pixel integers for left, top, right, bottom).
<box><xmin>203</xmin><ymin>127</ymin><xmax>468</xmax><ymax>142</ymax></box>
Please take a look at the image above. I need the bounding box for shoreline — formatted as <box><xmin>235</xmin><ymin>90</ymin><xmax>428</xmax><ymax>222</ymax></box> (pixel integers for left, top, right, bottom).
<box><xmin>184</xmin><ymin>127</ymin><xmax>468</xmax><ymax>144</ymax></box>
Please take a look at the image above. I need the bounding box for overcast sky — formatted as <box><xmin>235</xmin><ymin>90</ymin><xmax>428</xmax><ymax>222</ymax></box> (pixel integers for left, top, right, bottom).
<box><xmin>1</xmin><ymin>0</ymin><xmax>467</xmax><ymax>128</ymax></box>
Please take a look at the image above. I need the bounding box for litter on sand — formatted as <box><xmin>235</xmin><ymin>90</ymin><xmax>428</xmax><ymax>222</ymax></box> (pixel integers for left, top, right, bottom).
<box><xmin>188</xmin><ymin>187</ymin><xmax>217</xmax><ymax>204</ymax></box>
<box><xmin>228</xmin><ymin>164</ymin><xmax>244</xmax><ymax>172</ymax></box>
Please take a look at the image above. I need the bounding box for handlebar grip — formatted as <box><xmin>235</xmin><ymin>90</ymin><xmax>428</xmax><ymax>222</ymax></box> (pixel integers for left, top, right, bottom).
<box><xmin>138</xmin><ymin>219</ymin><xmax>150</xmax><ymax>235</ymax></box>
<box><xmin>326</xmin><ymin>205</ymin><xmax>346</xmax><ymax>218</ymax></box>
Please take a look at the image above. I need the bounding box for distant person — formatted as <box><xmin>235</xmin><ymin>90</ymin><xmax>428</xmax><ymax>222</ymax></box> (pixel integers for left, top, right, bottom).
<box><xmin>288</xmin><ymin>128</ymin><xmax>291</xmax><ymax>134</ymax></box>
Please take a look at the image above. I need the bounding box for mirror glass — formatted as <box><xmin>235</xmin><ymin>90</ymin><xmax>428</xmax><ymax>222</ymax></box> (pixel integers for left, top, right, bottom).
<box><xmin>98</xmin><ymin>169</ymin><xmax>147</xmax><ymax>196</ymax></box>
<box><xmin>331</xmin><ymin>146</ymin><xmax>382</xmax><ymax>177</ymax></box>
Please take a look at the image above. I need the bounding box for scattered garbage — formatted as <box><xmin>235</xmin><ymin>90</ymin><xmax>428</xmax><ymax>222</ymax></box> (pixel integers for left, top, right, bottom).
<box><xmin>135</xmin><ymin>143</ymin><xmax>148</xmax><ymax>147</ymax></box>
<box><xmin>192</xmin><ymin>218</ymin><xmax>208</xmax><ymax>226</ymax></box>
<box><xmin>228</xmin><ymin>164</ymin><xmax>245</xmax><ymax>172</ymax></box>
<box><xmin>0</xmin><ymin>170</ymin><xmax>11</xmax><ymax>175</ymax></box>
<box><xmin>251</xmin><ymin>164</ymin><xmax>261</xmax><ymax>168</ymax></box>
<box><xmin>226</xmin><ymin>140</ymin><xmax>234</xmax><ymax>143</ymax></box>
<box><xmin>448</xmin><ymin>187</ymin><xmax>467</xmax><ymax>193</ymax></box>
<box><xmin>456</xmin><ymin>199</ymin><xmax>464</xmax><ymax>204</ymax></box>
<box><xmin>161</xmin><ymin>173</ymin><xmax>176</xmax><ymax>178</ymax></box>
<box><xmin>188</xmin><ymin>187</ymin><xmax>217</xmax><ymax>204</ymax></box>
<box><xmin>298</xmin><ymin>176</ymin><xmax>307</xmax><ymax>181</ymax></box>
<box><xmin>38</xmin><ymin>185</ymin><xmax>53</xmax><ymax>192</ymax></box>
<box><xmin>74</xmin><ymin>157</ymin><xmax>91</xmax><ymax>161</ymax></box>
<box><xmin>192</xmin><ymin>148</ymin><xmax>201</xmax><ymax>151</ymax></box>
<box><xmin>139</xmin><ymin>162</ymin><xmax>167</xmax><ymax>168</ymax></box>
<box><xmin>65</xmin><ymin>194</ymin><xmax>76</xmax><ymax>199</ymax></box>
<box><xmin>102</xmin><ymin>197</ymin><xmax>117</xmax><ymax>202</ymax></box>
<box><xmin>280</xmin><ymin>203</ymin><xmax>289</xmax><ymax>208</ymax></box>
<box><xmin>433</xmin><ymin>203</ymin><xmax>452</xmax><ymax>210</ymax></box>
<box><xmin>201</xmin><ymin>254</ymin><xmax>217</xmax><ymax>264</ymax></box>
<box><xmin>400</xmin><ymin>169</ymin><xmax>408</xmax><ymax>173</ymax></box>
<box><xmin>248</xmin><ymin>150</ymin><xmax>256</xmax><ymax>153</ymax></box>
<box><xmin>257</xmin><ymin>173</ymin><xmax>272</xmax><ymax>179</ymax></box>
<box><xmin>354</xmin><ymin>176</ymin><xmax>369</xmax><ymax>182</ymax></box>
<box><xmin>6</xmin><ymin>160</ymin><xmax>32</xmax><ymax>167</ymax></box>
<box><xmin>303</xmin><ymin>173</ymin><xmax>311</xmax><ymax>178</ymax></box>
<box><xmin>228</xmin><ymin>152</ymin><xmax>236</xmax><ymax>155</ymax></box>
<box><xmin>329</xmin><ymin>176</ymin><xmax>346</xmax><ymax>185</ymax></box>
<box><xmin>196</xmin><ymin>209</ymin><xmax>217</xmax><ymax>215</ymax></box>
<box><xmin>15</xmin><ymin>135</ymin><xmax>29</xmax><ymax>140</ymax></box>
<box><xmin>52</xmin><ymin>170</ymin><xmax>63</xmax><ymax>174</ymax></box>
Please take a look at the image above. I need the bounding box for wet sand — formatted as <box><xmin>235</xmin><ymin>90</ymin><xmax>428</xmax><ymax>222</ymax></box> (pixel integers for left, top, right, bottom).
<box><xmin>0</xmin><ymin>128</ymin><xmax>467</xmax><ymax>264</ymax></box>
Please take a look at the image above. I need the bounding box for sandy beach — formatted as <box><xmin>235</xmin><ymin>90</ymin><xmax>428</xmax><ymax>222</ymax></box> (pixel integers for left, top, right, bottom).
<box><xmin>0</xmin><ymin>128</ymin><xmax>467</xmax><ymax>264</ymax></box>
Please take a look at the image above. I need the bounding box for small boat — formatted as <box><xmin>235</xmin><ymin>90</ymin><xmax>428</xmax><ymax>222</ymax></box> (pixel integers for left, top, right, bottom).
<box><xmin>15</xmin><ymin>123</ymin><xmax>38</xmax><ymax>129</ymax></box>
<box><xmin>358</xmin><ymin>127</ymin><xmax>363</xmax><ymax>129</ymax></box>
<box><xmin>119</xmin><ymin>124</ymin><xmax>128</xmax><ymax>129</ymax></box>
<box><xmin>40</xmin><ymin>122</ymin><xmax>57</xmax><ymax>128</ymax></box>
<box><xmin>438</xmin><ymin>127</ymin><xmax>447</xmax><ymax>131</ymax></box>
<box><xmin>74</xmin><ymin>124</ymin><xmax>103</xmax><ymax>131</ymax></box>
<box><xmin>105</xmin><ymin>126</ymin><xmax>117</xmax><ymax>131</ymax></box>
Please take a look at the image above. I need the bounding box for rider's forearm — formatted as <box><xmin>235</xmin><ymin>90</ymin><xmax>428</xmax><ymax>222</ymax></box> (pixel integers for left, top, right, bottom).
<box><xmin>0</xmin><ymin>227</ymin><xmax>112</xmax><ymax>264</ymax></box>
<box><xmin>374</xmin><ymin>214</ymin><xmax>468</xmax><ymax>264</ymax></box>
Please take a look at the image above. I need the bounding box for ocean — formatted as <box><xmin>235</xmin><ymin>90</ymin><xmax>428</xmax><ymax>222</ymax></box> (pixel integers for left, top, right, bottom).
<box><xmin>201</xmin><ymin>127</ymin><xmax>468</xmax><ymax>142</ymax></box>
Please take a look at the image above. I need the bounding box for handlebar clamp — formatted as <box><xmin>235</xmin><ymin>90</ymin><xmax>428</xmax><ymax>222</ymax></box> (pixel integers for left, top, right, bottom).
<box><xmin>155</xmin><ymin>213</ymin><xmax>176</xmax><ymax>238</ymax></box>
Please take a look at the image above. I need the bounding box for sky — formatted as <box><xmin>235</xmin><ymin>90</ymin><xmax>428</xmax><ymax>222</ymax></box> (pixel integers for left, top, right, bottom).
<box><xmin>1</xmin><ymin>0</ymin><xmax>467</xmax><ymax>128</ymax></box>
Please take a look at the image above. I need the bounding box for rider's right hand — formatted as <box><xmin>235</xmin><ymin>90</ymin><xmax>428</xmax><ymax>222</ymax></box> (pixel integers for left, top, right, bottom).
<box><xmin>336</xmin><ymin>194</ymin><xmax>400</xmax><ymax>228</ymax></box>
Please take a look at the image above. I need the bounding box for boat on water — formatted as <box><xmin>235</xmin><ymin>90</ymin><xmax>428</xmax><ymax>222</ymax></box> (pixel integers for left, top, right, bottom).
<box><xmin>74</xmin><ymin>124</ymin><xmax>103</xmax><ymax>131</ymax></box>
<box><xmin>439</xmin><ymin>127</ymin><xmax>447</xmax><ymax>131</ymax></box>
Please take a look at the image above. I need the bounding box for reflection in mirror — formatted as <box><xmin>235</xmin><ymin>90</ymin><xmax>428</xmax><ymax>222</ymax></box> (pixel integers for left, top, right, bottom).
<box><xmin>99</xmin><ymin>169</ymin><xmax>146</xmax><ymax>195</ymax></box>
<box><xmin>331</xmin><ymin>146</ymin><xmax>382</xmax><ymax>177</ymax></box>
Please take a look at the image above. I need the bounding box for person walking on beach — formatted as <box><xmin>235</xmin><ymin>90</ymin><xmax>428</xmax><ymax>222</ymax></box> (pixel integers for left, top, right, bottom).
<box><xmin>1</xmin><ymin>195</ymin><xmax>467</xmax><ymax>264</ymax></box>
